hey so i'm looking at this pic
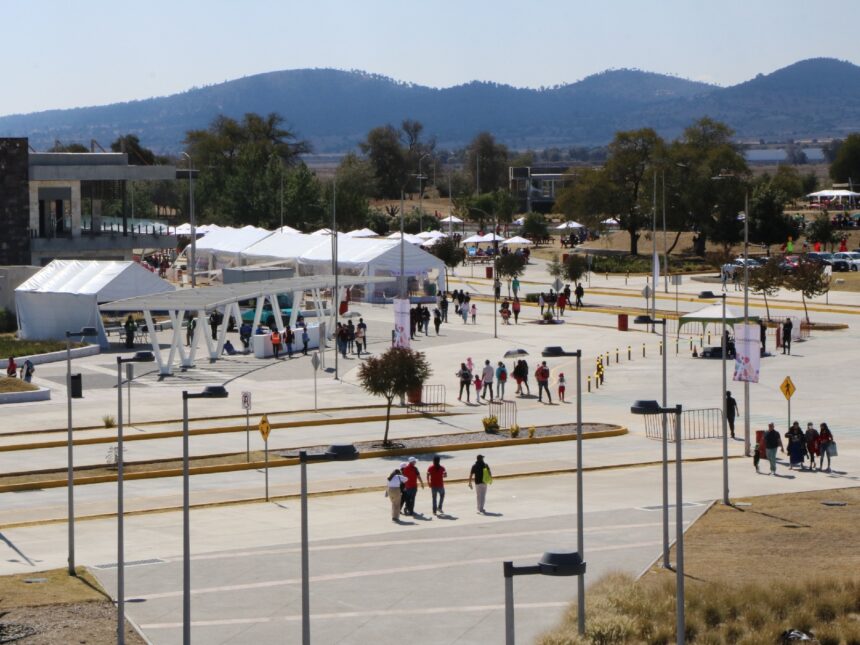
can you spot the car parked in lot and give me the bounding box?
[831,252,860,271]
[720,257,764,277]
[805,252,834,267]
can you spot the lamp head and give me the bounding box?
[630,399,661,415]
[324,444,360,461]
[698,290,718,299]
[538,551,586,577]
[633,315,653,325]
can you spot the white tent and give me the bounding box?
[480,233,505,243]
[678,303,758,336]
[556,220,584,229]
[502,235,533,246]
[439,215,463,224]
[346,228,378,238]
[512,216,526,226]
[461,234,486,245]
[807,189,860,199]
[387,232,425,245]
[275,225,302,235]
[239,230,327,266]
[421,236,443,247]
[417,230,446,239]
[15,260,174,348]
[601,218,621,228]
[193,226,272,271]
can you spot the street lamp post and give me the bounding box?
[417,152,430,231]
[181,386,229,644]
[180,152,196,288]
[115,352,154,645]
[573,349,585,635]
[699,291,729,505]
[633,315,670,568]
[631,401,685,645]
[284,445,360,645]
[65,326,98,576]
[332,174,339,381]
[742,190,750,457]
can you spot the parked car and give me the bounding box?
[805,252,833,267]
[720,258,762,277]
[779,255,800,273]
[831,252,860,271]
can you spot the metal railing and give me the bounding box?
[487,400,518,430]
[643,407,724,441]
[407,384,446,414]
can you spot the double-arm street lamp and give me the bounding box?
[631,401,685,645]
[65,326,98,576]
[698,290,730,506]
[115,351,154,645]
[181,386,229,644]
[633,315,670,568]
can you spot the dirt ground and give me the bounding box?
[0,568,144,644]
[647,486,860,586]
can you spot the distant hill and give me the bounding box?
[1,58,858,153]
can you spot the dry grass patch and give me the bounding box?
[539,488,860,644]
[0,377,37,393]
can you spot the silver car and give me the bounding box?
[831,252,860,271]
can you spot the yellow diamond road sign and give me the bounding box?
[258,414,271,441]
[780,376,796,401]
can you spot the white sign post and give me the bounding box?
[241,391,252,462]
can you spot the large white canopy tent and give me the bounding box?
[678,303,759,337]
[807,189,860,199]
[15,260,174,348]
[192,225,272,272]
[346,228,378,238]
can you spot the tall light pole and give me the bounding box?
[631,401,684,645]
[651,171,658,329]
[332,174,338,380]
[115,352,154,645]
[283,446,359,645]
[699,291,729,505]
[417,152,430,231]
[65,326,98,576]
[181,386,228,644]
[180,152,196,288]
[634,315,670,568]
[574,349,585,635]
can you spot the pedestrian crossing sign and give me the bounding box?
[780,376,796,400]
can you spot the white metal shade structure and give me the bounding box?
[99,275,395,375]
[191,226,272,273]
[15,260,174,348]
[677,304,759,337]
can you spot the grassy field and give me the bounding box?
[539,487,860,644]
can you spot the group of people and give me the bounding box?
[385,454,492,521]
[757,421,836,474]
[334,319,368,358]
[498,297,522,324]
[454,357,564,404]
[538,283,585,317]
[5,356,35,383]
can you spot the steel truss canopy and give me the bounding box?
[99,274,395,376]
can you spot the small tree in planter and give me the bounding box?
[357,347,431,446]
[748,257,783,320]
[494,253,527,297]
[784,258,830,323]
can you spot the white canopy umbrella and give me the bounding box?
[387,232,424,244]
[556,220,584,229]
[346,228,378,238]
[512,216,526,226]
[439,215,463,223]
[421,237,443,247]
[461,234,486,245]
[417,230,447,239]
[480,233,505,243]
[601,218,620,227]
[502,235,533,246]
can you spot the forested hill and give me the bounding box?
[1,58,858,153]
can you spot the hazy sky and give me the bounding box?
[2,0,858,116]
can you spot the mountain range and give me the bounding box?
[1,58,858,154]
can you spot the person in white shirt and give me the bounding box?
[481,360,495,401]
[387,464,408,522]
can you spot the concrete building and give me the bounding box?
[508,164,576,213]
[0,137,189,266]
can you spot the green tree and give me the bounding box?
[494,253,527,295]
[784,259,830,323]
[822,139,843,163]
[357,348,431,446]
[466,132,509,193]
[769,165,805,202]
[366,209,390,235]
[521,212,548,240]
[48,141,88,152]
[327,153,375,231]
[748,257,783,320]
[548,254,587,284]
[431,236,466,285]
[748,182,798,247]
[554,166,615,233]
[829,132,860,183]
[805,214,839,251]
[282,163,324,230]
[111,134,160,165]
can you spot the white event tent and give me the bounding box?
[346,228,378,238]
[192,225,272,272]
[15,260,174,348]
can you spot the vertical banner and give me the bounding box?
[733,322,761,383]
[393,298,411,348]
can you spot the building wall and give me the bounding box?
[0,265,40,312]
[0,138,31,265]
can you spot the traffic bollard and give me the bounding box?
[616,348,619,364]
[587,375,591,392]
[642,343,646,358]
[628,345,631,360]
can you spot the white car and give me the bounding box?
[831,252,860,271]
[720,258,762,277]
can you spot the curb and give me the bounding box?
[0,426,628,494]
[0,386,51,404]
[0,343,100,370]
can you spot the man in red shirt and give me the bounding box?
[401,456,424,516]
[426,455,447,515]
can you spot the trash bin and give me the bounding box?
[617,314,628,331]
[485,266,493,279]
[70,373,83,398]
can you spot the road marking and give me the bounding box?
[137,541,661,601]
[168,521,675,563]
[140,601,571,629]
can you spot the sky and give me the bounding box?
[2,0,859,116]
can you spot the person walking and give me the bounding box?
[804,422,820,471]
[354,324,365,356]
[240,321,252,352]
[346,320,356,353]
[433,308,442,335]
[209,311,220,341]
[557,291,566,317]
[764,422,785,475]
[400,457,424,516]
[557,372,566,403]
[495,361,507,400]
[124,314,138,349]
[470,303,477,324]
[818,423,835,472]
[456,363,472,403]
[21,358,35,383]
[575,283,584,309]
[519,360,531,396]
[270,328,281,359]
[427,456,447,515]
[301,326,310,356]
[185,315,196,347]
[760,320,767,355]
[512,297,521,324]
[461,303,469,324]
[285,325,294,359]
[481,360,495,401]
[386,465,407,522]
[536,360,552,403]
[512,276,520,299]
[6,356,17,378]
[468,454,492,513]
[539,293,545,316]
[473,372,483,402]
[493,278,501,301]
[782,318,793,355]
[725,391,739,439]
[786,421,805,470]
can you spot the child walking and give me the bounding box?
[470,303,477,324]
[558,372,566,402]
[474,373,483,402]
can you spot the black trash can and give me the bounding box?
[70,373,83,399]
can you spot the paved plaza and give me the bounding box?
[1,261,858,644]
